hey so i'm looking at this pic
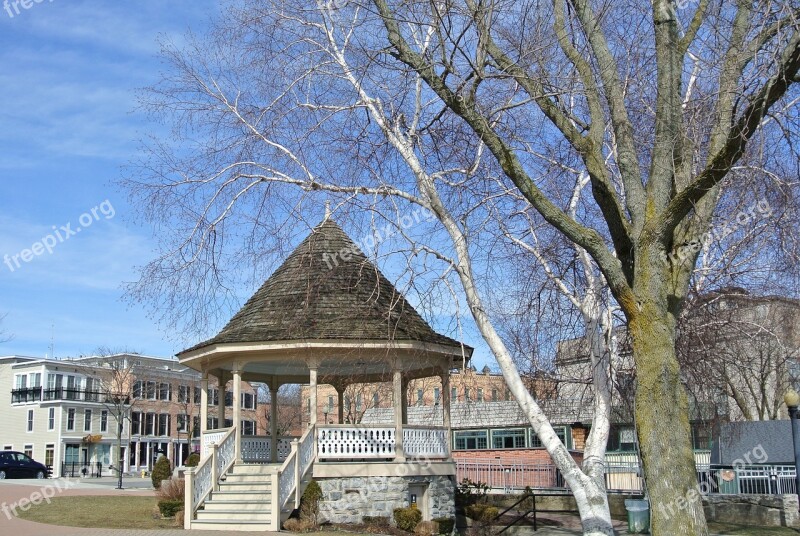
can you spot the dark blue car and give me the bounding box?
[0,451,48,479]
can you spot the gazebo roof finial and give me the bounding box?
[324,200,332,219]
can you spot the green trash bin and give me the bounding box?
[624,499,650,533]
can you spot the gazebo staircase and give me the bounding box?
[184,426,316,531]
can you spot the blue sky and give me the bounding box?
[0,0,494,367]
[0,0,222,359]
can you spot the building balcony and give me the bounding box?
[11,387,128,404]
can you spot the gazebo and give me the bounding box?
[179,217,472,531]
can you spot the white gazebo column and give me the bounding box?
[309,367,318,427]
[270,377,280,463]
[440,371,452,457]
[393,369,405,462]
[233,367,242,462]
[217,373,226,429]
[200,372,209,438]
[337,385,345,424]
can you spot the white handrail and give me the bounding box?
[185,425,238,528]
[276,425,316,511]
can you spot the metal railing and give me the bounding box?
[455,459,798,496]
[61,461,103,478]
[12,387,118,404]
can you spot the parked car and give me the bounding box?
[0,451,48,479]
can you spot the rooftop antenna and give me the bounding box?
[49,323,54,360]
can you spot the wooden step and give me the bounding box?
[190,519,275,531]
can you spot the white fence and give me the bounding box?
[456,458,798,496]
[317,426,396,459]
[403,426,449,458]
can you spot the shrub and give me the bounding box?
[156,477,185,501]
[185,453,200,467]
[284,517,314,532]
[299,479,323,525]
[158,499,184,518]
[174,509,184,527]
[455,478,489,508]
[464,504,498,522]
[433,517,455,534]
[394,506,422,532]
[151,456,172,489]
[363,515,390,527]
[414,520,439,536]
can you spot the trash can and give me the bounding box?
[624,498,650,533]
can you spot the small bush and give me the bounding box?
[151,456,172,489]
[174,509,184,527]
[299,479,323,525]
[464,504,497,522]
[284,517,315,532]
[185,453,200,467]
[156,477,185,501]
[414,520,439,536]
[158,499,184,518]
[363,515,390,527]
[433,517,455,534]
[455,478,489,508]
[394,506,423,532]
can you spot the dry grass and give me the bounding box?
[15,495,175,529]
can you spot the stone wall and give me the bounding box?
[703,494,799,528]
[317,475,455,524]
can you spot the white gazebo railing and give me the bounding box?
[317,425,396,460]
[201,428,228,457]
[241,436,294,462]
[403,426,449,458]
[185,426,236,528]
[273,425,317,514]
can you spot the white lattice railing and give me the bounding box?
[201,428,228,458]
[279,453,297,508]
[299,427,315,477]
[185,426,237,529]
[275,426,316,511]
[403,426,449,458]
[242,436,295,463]
[317,426,396,460]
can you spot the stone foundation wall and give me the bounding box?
[703,494,799,528]
[317,475,455,524]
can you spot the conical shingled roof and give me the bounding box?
[182,219,466,352]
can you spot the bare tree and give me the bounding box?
[0,313,12,344]
[124,1,800,534]
[256,384,304,436]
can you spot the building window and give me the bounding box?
[15,374,27,389]
[531,426,571,449]
[30,373,41,387]
[100,411,108,432]
[67,408,75,431]
[306,399,311,414]
[84,409,92,432]
[492,428,526,449]
[159,383,171,401]
[131,412,142,435]
[224,418,232,428]
[691,423,712,450]
[477,388,484,402]
[158,414,170,436]
[145,413,156,436]
[417,389,424,406]
[464,388,470,402]
[243,392,256,409]
[434,388,440,404]
[492,389,498,402]
[45,444,54,468]
[178,385,189,403]
[48,408,55,431]
[132,380,142,399]
[225,390,233,407]
[177,414,188,432]
[27,410,33,432]
[24,445,33,458]
[454,430,488,450]
[451,387,458,402]
[146,381,156,400]
[194,385,202,404]
[192,416,200,438]
[242,420,255,435]
[606,426,635,452]
[210,388,219,406]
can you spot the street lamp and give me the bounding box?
[784,389,800,507]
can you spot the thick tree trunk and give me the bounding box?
[571,473,615,535]
[628,250,708,536]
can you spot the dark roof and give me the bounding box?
[361,399,594,428]
[181,219,468,354]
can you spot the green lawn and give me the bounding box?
[16,495,176,529]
